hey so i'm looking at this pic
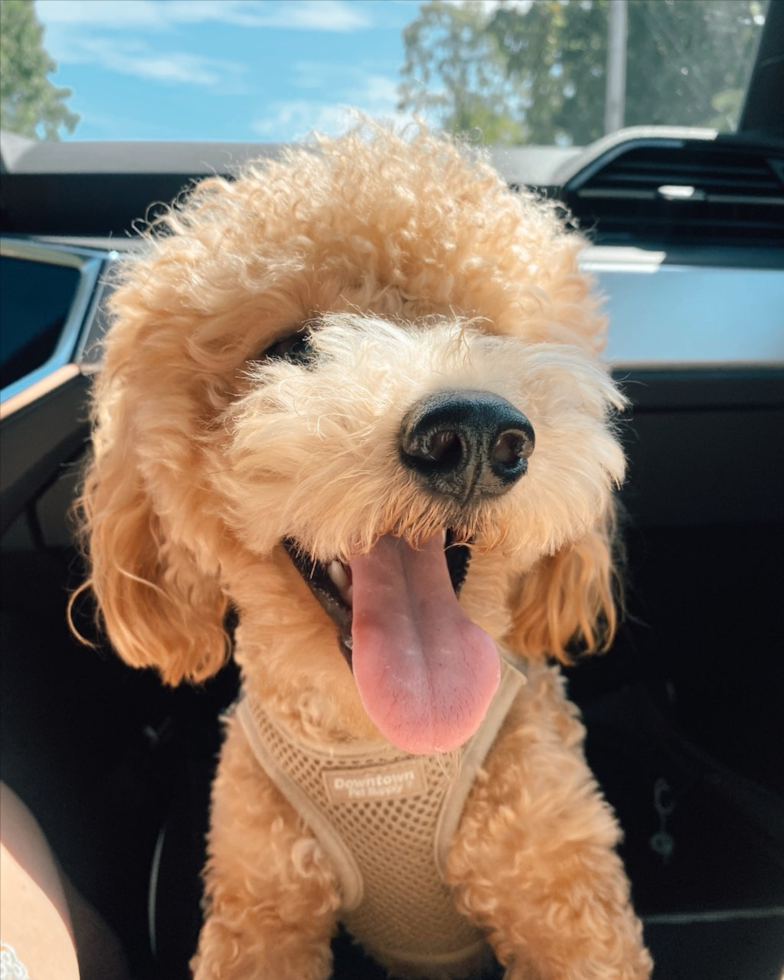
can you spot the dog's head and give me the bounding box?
[77,124,625,754]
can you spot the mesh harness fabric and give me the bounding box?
[235,658,524,974]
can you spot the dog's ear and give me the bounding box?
[74,410,230,687]
[507,519,620,664]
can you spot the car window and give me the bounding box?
[0,255,81,390]
[4,0,769,145]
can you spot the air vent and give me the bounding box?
[563,134,784,246]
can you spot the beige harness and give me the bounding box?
[236,658,523,974]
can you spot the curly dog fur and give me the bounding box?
[77,122,652,979]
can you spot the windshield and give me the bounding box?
[2,0,770,145]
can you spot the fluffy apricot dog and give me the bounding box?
[78,124,652,979]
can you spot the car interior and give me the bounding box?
[1,6,783,978]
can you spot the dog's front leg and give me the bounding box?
[191,716,340,980]
[446,662,652,980]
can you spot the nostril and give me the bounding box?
[492,431,523,466]
[421,430,463,468]
[491,427,535,467]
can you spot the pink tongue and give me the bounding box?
[350,534,499,755]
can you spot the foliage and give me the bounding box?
[399,0,766,145]
[0,0,78,139]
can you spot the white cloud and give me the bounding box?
[251,67,429,142]
[443,0,532,13]
[236,0,370,31]
[35,0,370,92]
[359,74,400,106]
[252,101,424,142]
[36,0,164,28]
[252,102,353,140]
[109,50,226,87]
[291,61,399,100]
[36,0,370,32]
[51,34,247,89]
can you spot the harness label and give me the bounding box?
[323,760,429,804]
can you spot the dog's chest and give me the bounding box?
[235,661,523,972]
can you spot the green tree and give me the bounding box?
[1,0,78,139]
[399,0,765,146]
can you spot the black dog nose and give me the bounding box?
[400,390,534,501]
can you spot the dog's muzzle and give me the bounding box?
[399,390,534,504]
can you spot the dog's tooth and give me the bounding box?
[440,529,447,546]
[345,585,353,606]
[328,561,349,591]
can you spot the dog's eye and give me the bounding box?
[262,330,313,363]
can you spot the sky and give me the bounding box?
[34,0,437,142]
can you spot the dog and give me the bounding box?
[77,122,652,980]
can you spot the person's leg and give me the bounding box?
[1,783,132,980]
[0,782,79,980]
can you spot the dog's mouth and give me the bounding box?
[282,531,500,754]
[283,531,470,663]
